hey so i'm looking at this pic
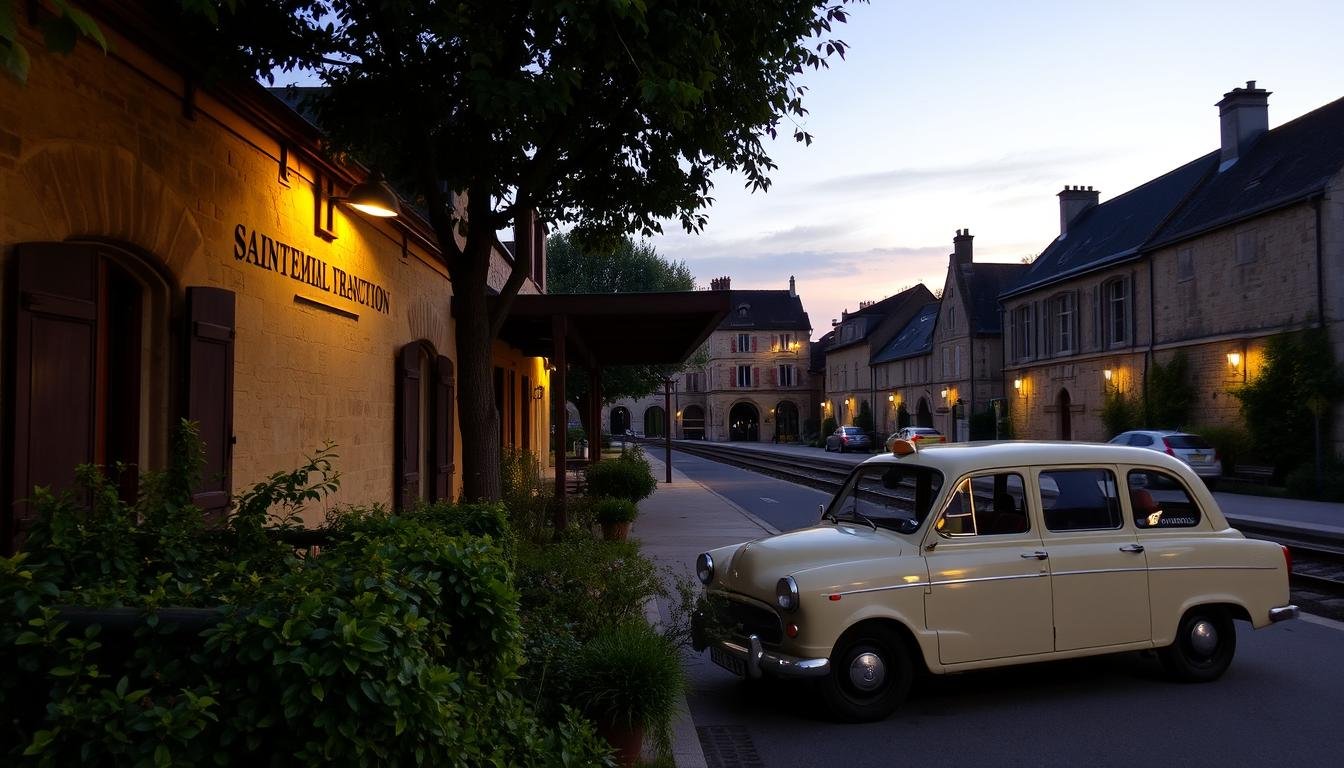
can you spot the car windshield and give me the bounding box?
[825,464,944,534]
[1165,435,1212,449]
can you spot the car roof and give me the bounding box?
[863,440,1206,481]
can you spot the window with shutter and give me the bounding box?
[395,343,424,510]
[433,356,455,501]
[184,287,236,517]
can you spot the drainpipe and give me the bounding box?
[1146,256,1155,416]
[1315,196,1326,327]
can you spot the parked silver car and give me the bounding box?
[825,426,872,453]
[1108,430,1222,487]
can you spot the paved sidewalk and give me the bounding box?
[633,454,778,768]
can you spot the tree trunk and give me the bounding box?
[453,251,502,502]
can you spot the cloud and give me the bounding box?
[810,149,1118,195]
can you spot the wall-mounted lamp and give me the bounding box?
[334,172,402,218]
[1227,352,1241,369]
[888,393,895,403]
[1013,378,1023,396]
[532,385,545,401]
[940,388,949,400]
[1103,369,1113,382]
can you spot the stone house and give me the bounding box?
[602,276,814,442]
[1001,82,1344,451]
[822,284,935,429]
[873,230,1025,440]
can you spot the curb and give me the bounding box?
[642,595,708,768]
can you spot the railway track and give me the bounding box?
[650,438,1344,603]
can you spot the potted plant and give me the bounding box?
[593,497,638,541]
[568,622,685,767]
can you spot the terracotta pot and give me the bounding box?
[594,718,645,768]
[601,521,631,541]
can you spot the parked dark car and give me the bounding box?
[825,426,872,453]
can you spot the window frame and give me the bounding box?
[736,364,752,388]
[1105,277,1130,348]
[1037,467,1124,533]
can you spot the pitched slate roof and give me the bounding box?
[1002,152,1216,299]
[956,262,1030,334]
[1149,94,1344,248]
[871,302,939,364]
[717,290,812,332]
[827,284,935,352]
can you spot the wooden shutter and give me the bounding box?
[9,243,99,545]
[394,342,421,510]
[730,337,736,353]
[753,366,760,387]
[184,287,235,517]
[751,336,757,352]
[432,355,455,502]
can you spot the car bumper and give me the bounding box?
[1269,604,1299,623]
[710,634,831,680]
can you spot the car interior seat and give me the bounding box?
[988,492,1028,534]
[1130,488,1159,526]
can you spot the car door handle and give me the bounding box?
[1119,544,1145,553]
[1020,551,1048,560]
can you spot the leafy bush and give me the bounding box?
[854,400,874,435]
[1195,424,1251,472]
[818,416,837,448]
[500,448,553,544]
[1285,455,1344,502]
[586,447,656,503]
[1145,351,1196,428]
[1233,328,1342,476]
[1100,388,1143,439]
[514,534,661,645]
[3,427,611,767]
[592,498,638,525]
[566,622,685,750]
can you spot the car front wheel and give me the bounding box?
[818,625,912,722]
[1159,607,1236,682]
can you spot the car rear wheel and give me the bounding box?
[818,625,911,722]
[1159,607,1236,682]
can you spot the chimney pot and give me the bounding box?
[1217,81,1270,170]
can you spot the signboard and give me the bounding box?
[233,224,391,314]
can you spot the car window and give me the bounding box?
[829,465,944,533]
[1107,434,1128,444]
[1165,435,1211,449]
[934,472,1029,537]
[1127,469,1202,528]
[1129,434,1154,447]
[1039,468,1122,532]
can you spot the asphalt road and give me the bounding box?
[670,449,1344,768]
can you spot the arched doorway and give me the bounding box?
[644,406,666,437]
[1057,389,1072,440]
[610,406,631,435]
[681,404,705,440]
[729,402,760,441]
[916,398,932,427]
[774,401,799,443]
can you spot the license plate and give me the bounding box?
[1190,452,1208,463]
[710,645,746,677]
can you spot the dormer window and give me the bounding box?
[736,303,750,319]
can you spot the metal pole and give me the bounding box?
[551,315,567,529]
[663,378,673,483]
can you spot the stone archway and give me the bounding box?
[644,405,666,437]
[774,401,799,443]
[681,404,705,440]
[916,398,932,427]
[610,406,631,435]
[729,402,760,442]
[1058,389,1073,440]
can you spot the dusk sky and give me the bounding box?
[646,0,1344,338]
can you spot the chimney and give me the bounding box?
[1217,80,1270,170]
[710,275,731,291]
[788,275,796,297]
[1057,185,1099,237]
[952,229,974,266]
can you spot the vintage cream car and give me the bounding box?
[691,440,1297,721]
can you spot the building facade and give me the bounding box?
[822,284,934,428]
[1,8,550,547]
[603,276,815,442]
[1001,83,1344,451]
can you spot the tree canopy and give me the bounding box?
[546,232,703,411]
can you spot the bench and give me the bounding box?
[1234,464,1274,483]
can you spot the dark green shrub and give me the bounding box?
[1100,388,1143,439]
[1285,455,1344,502]
[500,448,553,544]
[592,497,638,525]
[969,406,996,440]
[1196,424,1251,471]
[566,622,684,750]
[514,535,661,644]
[586,448,656,503]
[1233,328,1342,477]
[818,416,837,448]
[854,400,874,435]
[1145,351,1196,428]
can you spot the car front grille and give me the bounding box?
[718,597,782,645]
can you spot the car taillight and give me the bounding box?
[1214,449,1221,462]
[841,436,849,444]
[1162,437,1175,456]
[1282,545,1292,574]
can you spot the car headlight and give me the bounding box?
[696,552,714,585]
[776,576,799,612]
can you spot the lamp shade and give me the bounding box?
[344,175,402,218]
